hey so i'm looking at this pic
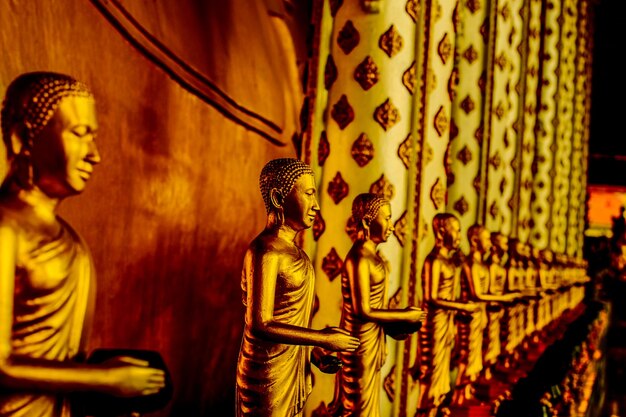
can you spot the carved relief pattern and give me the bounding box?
[321,248,343,281]
[354,56,380,91]
[328,172,349,204]
[318,131,330,166]
[331,95,355,130]
[325,55,338,90]
[337,20,360,54]
[313,212,326,241]
[370,174,395,201]
[398,134,412,169]
[402,61,417,94]
[393,210,408,246]
[374,99,401,131]
[379,25,404,58]
[406,0,419,23]
[351,133,375,167]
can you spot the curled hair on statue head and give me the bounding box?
[352,193,389,241]
[259,158,314,227]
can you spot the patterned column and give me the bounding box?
[530,0,561,250]
[483,0,523,236]
[405,0,458,415]
[577,1,594,259]
[446,0,489,250]
[512,0,542,244]
[566,0,587,258]
[550,0,577,254]
[304,1,419,415]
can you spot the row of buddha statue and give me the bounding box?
[0,71,589,417]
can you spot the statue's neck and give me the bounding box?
[11,185,61,222]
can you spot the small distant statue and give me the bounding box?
[417,213,479,416]
[0,72,166,417]
[330,193,425,417]
[236,158,359,417]
[456,225,516,401]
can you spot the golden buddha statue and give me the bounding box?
[418,213,479,416]
[236,158,359,417]
[330,193,425,417]
[457,225,517,395]
[0,72,166,417]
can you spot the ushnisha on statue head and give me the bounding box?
[259,157,319,232]
[1,71,100,197]
[351,193,393,243]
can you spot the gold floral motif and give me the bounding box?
[463,45,478,63]
[374,98,401,131]
[354,56,379,91]
[494,101,505,120]
[351,133,375,167]
[424,142,434,166]
[318,131,330,166]
[460,95,475,114]
[324,55,338,90]
[449,119,458,141]
[313,212,325,241]
[489,201,499,220]
[473,174,481,193]
[370,174,395,201]
[430,177,446,209]
[406,0,419,23]
[474,125,484,145]
[383,365,396,401]
[457,145,473,165]
[466,0,481,13]
[337,20,360,54]
[402,61,417,95]
[321,248,343,281]
[327,172,349,204]
[437,33,452,65]
[454,196,469,216]
[331,95,355,130]
[499,177,508,194]
[432,1,442,22]
[433,106,448,137]
[489,151,502,169]
[419,215,429,242]
[495,53,508,71]
[393,210,408,246]
[448,68,458,101]
[379,25,404,58]
[398,134,412,169]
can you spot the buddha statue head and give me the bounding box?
[432,213,460,251]
[259,157,318,231]
[1,72,99,198]
[490,232,509,264]
[468,224,491,257]
[352,193,392,243]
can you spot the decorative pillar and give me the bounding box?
[304,0,420,415]
[550,0,577,254]
[512,0,543,244]
[446,0,489,250]
[530,0,561,250]
[482,0,523,236]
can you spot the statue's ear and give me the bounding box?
[8,124,26,157]
[360,217,370,231]
[269,188,284,210]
